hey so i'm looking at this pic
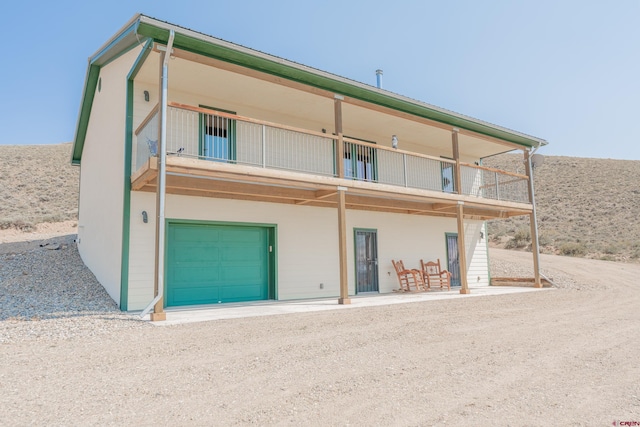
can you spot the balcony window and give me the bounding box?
[199,106,236,162]
[344,139,377,182]
[441,161,455,193]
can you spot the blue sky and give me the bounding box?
[1,0,638,160]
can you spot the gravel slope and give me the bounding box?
[0,234,146,343]
[1,233,639,426]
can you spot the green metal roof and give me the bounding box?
[71,14,547,165]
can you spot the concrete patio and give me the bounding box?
[143,285,550,326]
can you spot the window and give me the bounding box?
[441,160,455,193]
[199,105,236,162]
[343,138,377,182]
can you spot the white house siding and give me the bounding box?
[127,194,339,310]
[132,80,164,171]
[126,193,489,310]
[77,46,142,305]
[464,220,489,287]
[345,210,459,293]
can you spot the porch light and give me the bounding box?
[391,135,398,149]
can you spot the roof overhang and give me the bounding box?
[71,14,548,165]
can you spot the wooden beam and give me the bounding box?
[170,102,335,140]
[456,202,470,294]
[337,189,350,304]
[134,104,160,136]
[131,159,158,190]
[346,195,433,212]
[165,174,320,201]
[295,190,337,205]
[432,203,455,211]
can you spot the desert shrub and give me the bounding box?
[0,219,35,231]
[505,228,531,249]
[40,213,65,223]
[537,234,551,246]
[559,242,587,257]
[603,244,620,255]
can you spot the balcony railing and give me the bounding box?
[133,103,530,204]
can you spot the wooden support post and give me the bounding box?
[334,96,345,178]
[524,150,542,288]
[337,187,351,304]
[456,202,470,294]
[452,128,462,195]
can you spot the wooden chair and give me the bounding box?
[420,259,451,291]
[392,260,426,292]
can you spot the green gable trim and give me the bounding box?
[92,21,141,67]
[136,21,544,149]
[119,39,154,311]
[71,19,144,165]
[71,64,100,165]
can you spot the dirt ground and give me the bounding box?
[1,228,639,426]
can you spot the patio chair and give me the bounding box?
[392,260,426,292]
[420,259,451,291]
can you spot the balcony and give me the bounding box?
[130,103,532,220]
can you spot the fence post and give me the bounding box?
[261,124,266,168]
[403,153,408,187]
[495,171,500,200]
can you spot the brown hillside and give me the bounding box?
[1,144,638,262]
[484,153,640,263]
[0,143,79,230]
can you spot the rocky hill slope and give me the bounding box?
[0,143,79,230]
[484,153,640,262]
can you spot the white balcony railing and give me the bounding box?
[133,103,530,204]
[461,164,529,203]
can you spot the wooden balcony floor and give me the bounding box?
[131,156,532,220]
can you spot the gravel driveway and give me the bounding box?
[1,235,639,426]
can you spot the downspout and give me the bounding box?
[140,29,175,319]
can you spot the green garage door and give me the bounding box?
[166,223,269,306]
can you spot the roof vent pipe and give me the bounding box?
[376,69,383,89]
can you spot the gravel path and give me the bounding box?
[1,235,639,426]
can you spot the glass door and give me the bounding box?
[446,233,461,287]
[441,162,455,193]
[354,229,379,293]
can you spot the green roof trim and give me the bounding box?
[72,14,546,165]
[71,18,142,165]
[71,64,100,165]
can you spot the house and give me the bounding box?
[71,14,547,320]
